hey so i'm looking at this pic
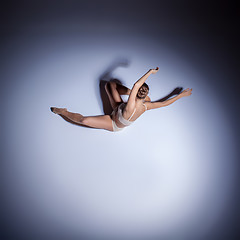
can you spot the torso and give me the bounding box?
[112,102,147,128]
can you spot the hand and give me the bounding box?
[150,67,159,74]
[180,88,192,97]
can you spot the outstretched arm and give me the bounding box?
[127,67,159,109]
[146,88,192,110]
[134,67,158,87]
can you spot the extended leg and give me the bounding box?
[51,107,113,131]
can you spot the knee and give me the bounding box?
[109,81,117,89]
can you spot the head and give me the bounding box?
[137,83,149,100]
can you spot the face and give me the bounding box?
[137,86,149,99]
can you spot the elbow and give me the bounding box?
[132,83,140,91]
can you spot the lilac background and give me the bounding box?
[1,1,239,240]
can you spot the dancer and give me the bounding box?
[51,67,192,132]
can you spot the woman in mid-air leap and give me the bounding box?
[51,67,192,132]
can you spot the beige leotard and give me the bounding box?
[111,102,147,132]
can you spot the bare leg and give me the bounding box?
[115,82,131,95]
[104,80,131,109]
[105,82,122,110]
[51,107,113,131]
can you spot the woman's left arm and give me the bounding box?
[145,88,192,110]
[127,68,158,109]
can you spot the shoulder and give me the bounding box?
[144,101,152,110]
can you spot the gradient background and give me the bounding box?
[1,1,239,240]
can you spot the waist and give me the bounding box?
[111,108,133,128]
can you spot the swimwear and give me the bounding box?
[111,102,147,132]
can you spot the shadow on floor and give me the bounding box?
[98,58,129,115]
[155,87,183,102]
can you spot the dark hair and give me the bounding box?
[137,83,149,99]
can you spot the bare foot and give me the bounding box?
[50,107,67,115]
